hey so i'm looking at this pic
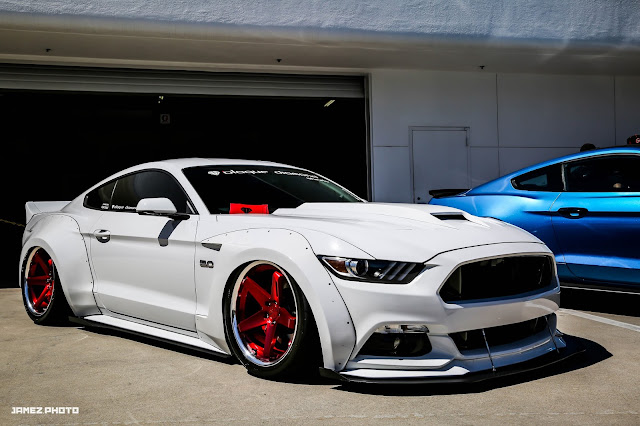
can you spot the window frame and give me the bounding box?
[561,153,640,193]
[83,168,199,215]
[511,153,640,193]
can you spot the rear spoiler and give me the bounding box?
[428,188,469,199]
[25,201,70,225]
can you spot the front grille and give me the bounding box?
[450,315,550,353]
[439,255,554,303]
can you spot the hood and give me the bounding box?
[268,203,543,262]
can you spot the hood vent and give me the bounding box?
[431,213,467,221]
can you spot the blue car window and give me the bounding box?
[511,164,563,191]
[564,155,640,192]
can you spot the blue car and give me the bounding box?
[429,146,640,293]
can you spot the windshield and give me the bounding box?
[183,165,363,214]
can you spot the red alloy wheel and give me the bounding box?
[24,248,56,316]
[232,263,298,366]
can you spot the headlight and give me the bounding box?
[319,256,425,284]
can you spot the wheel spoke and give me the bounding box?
[276,307,296,329]
[238,311,268,333]
[241,276,270,306]
[271,271,283,302]
[27,276,49,285]
[33,252,50,274]
[263,321,277,358]
[33,285,52,309]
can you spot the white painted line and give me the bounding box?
[559,309,640,333]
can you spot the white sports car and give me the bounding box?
[20,159,577,382]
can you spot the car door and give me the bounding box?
[505,163,565,257]
[90,169,200,331]
[550,154,640,287]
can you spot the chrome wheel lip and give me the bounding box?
[23,247,54,317]
[230,261,298,367]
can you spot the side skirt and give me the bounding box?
[70,315,232,358]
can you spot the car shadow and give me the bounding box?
[76,323,338,385]
[70,317,613,392]
[331,335,611,396]
[560,286,640,317]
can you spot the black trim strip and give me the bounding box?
[158,219,182,247]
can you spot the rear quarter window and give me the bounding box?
[84,181,116,210]
[511,164,563,191]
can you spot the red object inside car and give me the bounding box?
[229,203,269,214]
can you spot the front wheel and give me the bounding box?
[223,261,320,380]
[21,247,72,325]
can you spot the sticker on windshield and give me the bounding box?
[274,170,328,182]
[208,170,268,176]
[207,169,328,182]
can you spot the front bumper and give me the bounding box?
[319,333,584,384]
[327,242,563,380]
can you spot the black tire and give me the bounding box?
[223,261,321,380]
[21,247,72,325]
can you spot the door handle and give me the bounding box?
[94,229,111,243]
[557,207,588,219]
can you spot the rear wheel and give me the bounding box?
[22,247,71,325]
[223,261,320,379]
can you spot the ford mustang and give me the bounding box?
[430,146,640,294]
[20,159,577,383]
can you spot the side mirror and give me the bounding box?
[136,198,189,220]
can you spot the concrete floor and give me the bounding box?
[1,287,639,425]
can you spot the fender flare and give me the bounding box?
[194,228,358,371]
[20,214,100,317]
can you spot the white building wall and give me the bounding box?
[615,77,640,143]
[370,70,636,202]
[370,70,498,202]
[496,74,615,175]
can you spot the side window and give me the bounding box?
[511,164,563,191]
[565,155,640,192]
[84,180,116,210]
[110,170,194,214]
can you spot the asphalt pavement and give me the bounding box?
[1,287,639,425]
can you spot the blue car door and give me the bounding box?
[550,154,640,288]
[507,164,565,258]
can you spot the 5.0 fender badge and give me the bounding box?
[200,260,214,268]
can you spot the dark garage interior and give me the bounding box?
[0,89,367,287]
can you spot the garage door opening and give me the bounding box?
[0,90,367,286]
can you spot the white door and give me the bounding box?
[91,212,198,331]
[411,127,469,203]
[89,169,199,332]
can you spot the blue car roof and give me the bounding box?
[468,146,640,194]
